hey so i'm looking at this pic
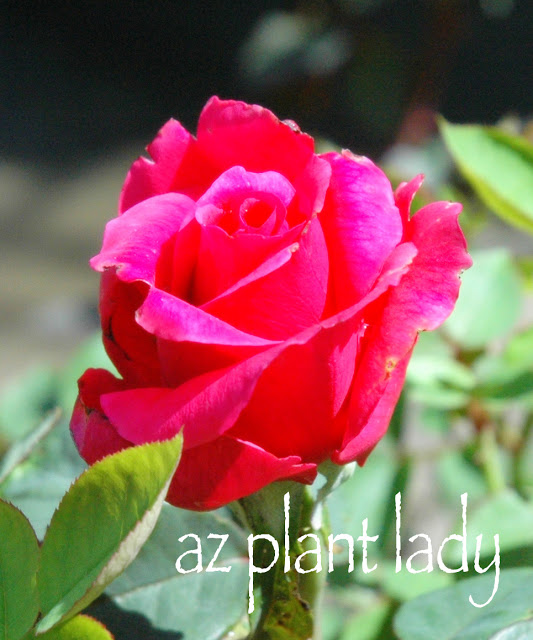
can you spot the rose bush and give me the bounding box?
[71,97,471,510]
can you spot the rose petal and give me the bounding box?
[203,216,329,340]
[136,287,277,346]
[292,154,332,218]
[335,201,472,462]
[227,241,418,461]
[332,349,412,464]
[70,369,132,465]
[91,193,197,285]
[394,173,424,227]
[101,340,288,450]
[166,436,317,511]
[196,166,295,216]
[156,340,265,388]
[320,150,403,309]
[99,271,161,385]
[119,119,216,213]
[193,218,304,304]
[196,97,315,183]
[228,316,362,461]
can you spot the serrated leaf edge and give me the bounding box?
[35,435,182,634]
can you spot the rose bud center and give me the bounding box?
[195,166,295,237]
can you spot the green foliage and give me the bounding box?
[0,409,61,486]
[394,569,533,640]
[443,249,522,349]
[0,367,58,445]
[440,120,533,234]
[25,615,114,639]
[489,621,533,640]
[444,490,533,566]
[0,500,39,640]
[37,434,183,633]
[105,505,249,640]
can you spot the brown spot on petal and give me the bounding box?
[385,358,398,377]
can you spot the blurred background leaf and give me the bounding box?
[440,121,533,234]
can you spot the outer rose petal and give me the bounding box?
[167,436,317,511]
[119,119,217,213]
[99,271,161,385]
[197,97,315,185]
[320,151,403,310]
[91,193,197,285]
[100,342,287,451]
[229,318,361,461]
[137,288,277,347]
[394,174,424,228]
[229,241,418,461]
[71,368,316,510]
[332,348,412,464]
[335,201,472,463]
[70,369,132,464]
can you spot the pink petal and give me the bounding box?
[196,97,315,184]
[292,154,332,219]
[227,241,418,461]
[203,216,329,340]
[156,339,264,388]
[100,244,415,458]
[91,193,197,285]
[402,201,473,329]
[99,271,161,385]
[119,119,217,213]
[196,166,296,213]
[335,201,472,462]
[394,173,424,227]
[136,287,277,346]
[332,349,412,464]
[100,342,287,451]
[320,150,403,309]
[166,436,317,511]
[70,369,132,465]
[193,218,304,304]
[228,317,362,461]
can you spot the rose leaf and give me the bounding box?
[0,499,40,640]
[36,434,182,634]
[394,568,533,640]
[440,120,533,235]
[25,614,113,639]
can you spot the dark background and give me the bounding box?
[2,0,532,167]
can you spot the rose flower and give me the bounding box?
[71,97,471,510]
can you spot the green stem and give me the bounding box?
[296,490,326,640]
[236,482,326,640]
[479,425,506,494]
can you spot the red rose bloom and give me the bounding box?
[71,97,471,510]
